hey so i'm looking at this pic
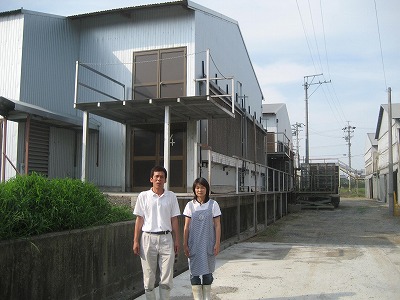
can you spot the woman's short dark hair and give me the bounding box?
[150,165,167,179]
[192,177,210,203]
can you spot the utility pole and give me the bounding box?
[292,122,304,168]
[303,74,331,163]
[342,121,356,191]
[387,87,394,215]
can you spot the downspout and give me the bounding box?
[1,118,7,182]
[24,115,31,174]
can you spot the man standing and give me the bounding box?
[133,166,181,300]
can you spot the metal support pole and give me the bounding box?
[1,118,7,182]
[206,49,210,101]
[164,106,171,190]
[207,149,211,188]
[24,115,31,175]
[74,61,79,108]
[81,111,89,181]
[253,116,257,233]
[194,142,198,180]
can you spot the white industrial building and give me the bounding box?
[0,1,293,194]
[365,104,400,203]
[364,132,378,199]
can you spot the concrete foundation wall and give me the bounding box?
[0,221,142,300]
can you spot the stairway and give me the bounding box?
[338,160,364,179]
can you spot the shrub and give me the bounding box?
[0,173,133,240]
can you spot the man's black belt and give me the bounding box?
[144,231,170,235]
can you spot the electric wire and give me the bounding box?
[373,0,388,90]
[297,0,346,127]
[296,0,317,70]
[209,54,229,80]
[308,0,324,74]
[319,0,347,123]
[297,0,352,162]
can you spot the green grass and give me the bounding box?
[0,173,134,240]
[339,187,365,198]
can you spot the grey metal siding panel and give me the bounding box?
[48,127,77,179]
[76,5,196,103]
[194,11,263,118]
[20,13,79,116]
[3,122,20,180]
[74,120,125,190]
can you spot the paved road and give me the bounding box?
[136,198,400,299]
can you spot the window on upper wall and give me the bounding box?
[133,47,187,100]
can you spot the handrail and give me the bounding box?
[74,61,126,107]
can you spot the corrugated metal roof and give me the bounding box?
[0,9,22,17]
[367,133,378,146]
[262,103,286,114]
[68,0,187,19]
[66,0,238,25]
[0,97,98,130]
[375,103,400,139]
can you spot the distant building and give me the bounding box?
[366,104,400,201]
[364,133,378,199]
[261,103,294,190]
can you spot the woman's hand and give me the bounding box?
[184,245,190,257]
[214,243,220,256]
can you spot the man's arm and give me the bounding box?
[171,216,180,254]
[133,216,144,255]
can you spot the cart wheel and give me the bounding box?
[331,196,340,208]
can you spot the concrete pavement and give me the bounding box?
[135,199,400,299]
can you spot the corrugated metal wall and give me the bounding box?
[74,6,196,189]
[20,13,79,116]
[0,14,24,181]
[0,13,23,100]
[1,5,267,189]
[194,10,264,119]
[48,127,77,179]
[4,121,20,180]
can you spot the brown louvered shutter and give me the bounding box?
[28,121,50,176]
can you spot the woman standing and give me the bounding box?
[183,177,221,300]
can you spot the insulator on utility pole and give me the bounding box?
[342,121,356,191]
[303,74,331,164]
[292,122,304,168]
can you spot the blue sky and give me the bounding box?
[1,0,399,170]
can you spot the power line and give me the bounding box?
[373,0,388,90]
[296,0,317,70]
[297,0,348,130]
[318,0,347,124]
[307,0,324,73]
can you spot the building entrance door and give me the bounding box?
[131,124,186,192]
